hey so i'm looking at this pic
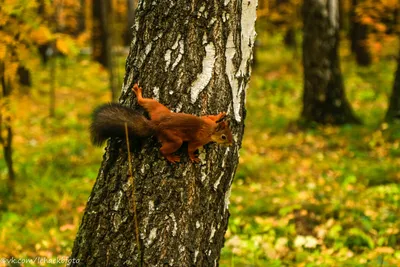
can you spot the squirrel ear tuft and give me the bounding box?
[216,113,227,123]
[216,121,228,131]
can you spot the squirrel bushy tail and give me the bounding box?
[90,103,155,146]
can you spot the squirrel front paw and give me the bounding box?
[132,83,142,95]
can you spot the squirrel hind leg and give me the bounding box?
[159,132,183,163]
[131,83,173,121]
[188,143,202,163]
[160,142,183,163]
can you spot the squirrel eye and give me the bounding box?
[221,135,227,140]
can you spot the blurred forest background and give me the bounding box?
[1,0,400,266]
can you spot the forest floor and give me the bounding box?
[219,33,400,266]
[0,32,400,266]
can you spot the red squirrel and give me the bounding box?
[90,84,233,163]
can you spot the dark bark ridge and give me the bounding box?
[70,0,256,266]
[302,0,360,125]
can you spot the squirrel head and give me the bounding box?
[211,121,233,146]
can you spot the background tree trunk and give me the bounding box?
[275,0,298,49]
[17,65,32,94]
[0,63,15,185]
[70,0,257,266]
[301,0,360,124]
[385,33,400,122]
[338,0,344,30]
[283,27,296,48]
[92,0,118,101]
[123,0,137,46]
[77,0,86,35]
[349,0,372,66]
[92,0,111,69]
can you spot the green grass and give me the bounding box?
[0,30,399,266]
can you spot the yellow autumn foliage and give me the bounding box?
[30,26,53,45]
[0,45,6,61]
[4,62,18,83]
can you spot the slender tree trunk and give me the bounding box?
[92,0,111,69]
[17,66,31,94]
[0,63,15,184]
[385,28,400,122]
[124,0,137,46]
[77,0,86,35]
[70,0,257,266]
[350,0,371,66]
[301,0,360,124]
[17,66,31,87]
[283,27,296,48]
[49,57,56,117]
[93,0,118,101]
[338,0,347,31]
[275,0,297,49]
[105,1,118,101]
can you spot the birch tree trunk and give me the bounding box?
[302,0,360,124]
[70,0,257,266]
